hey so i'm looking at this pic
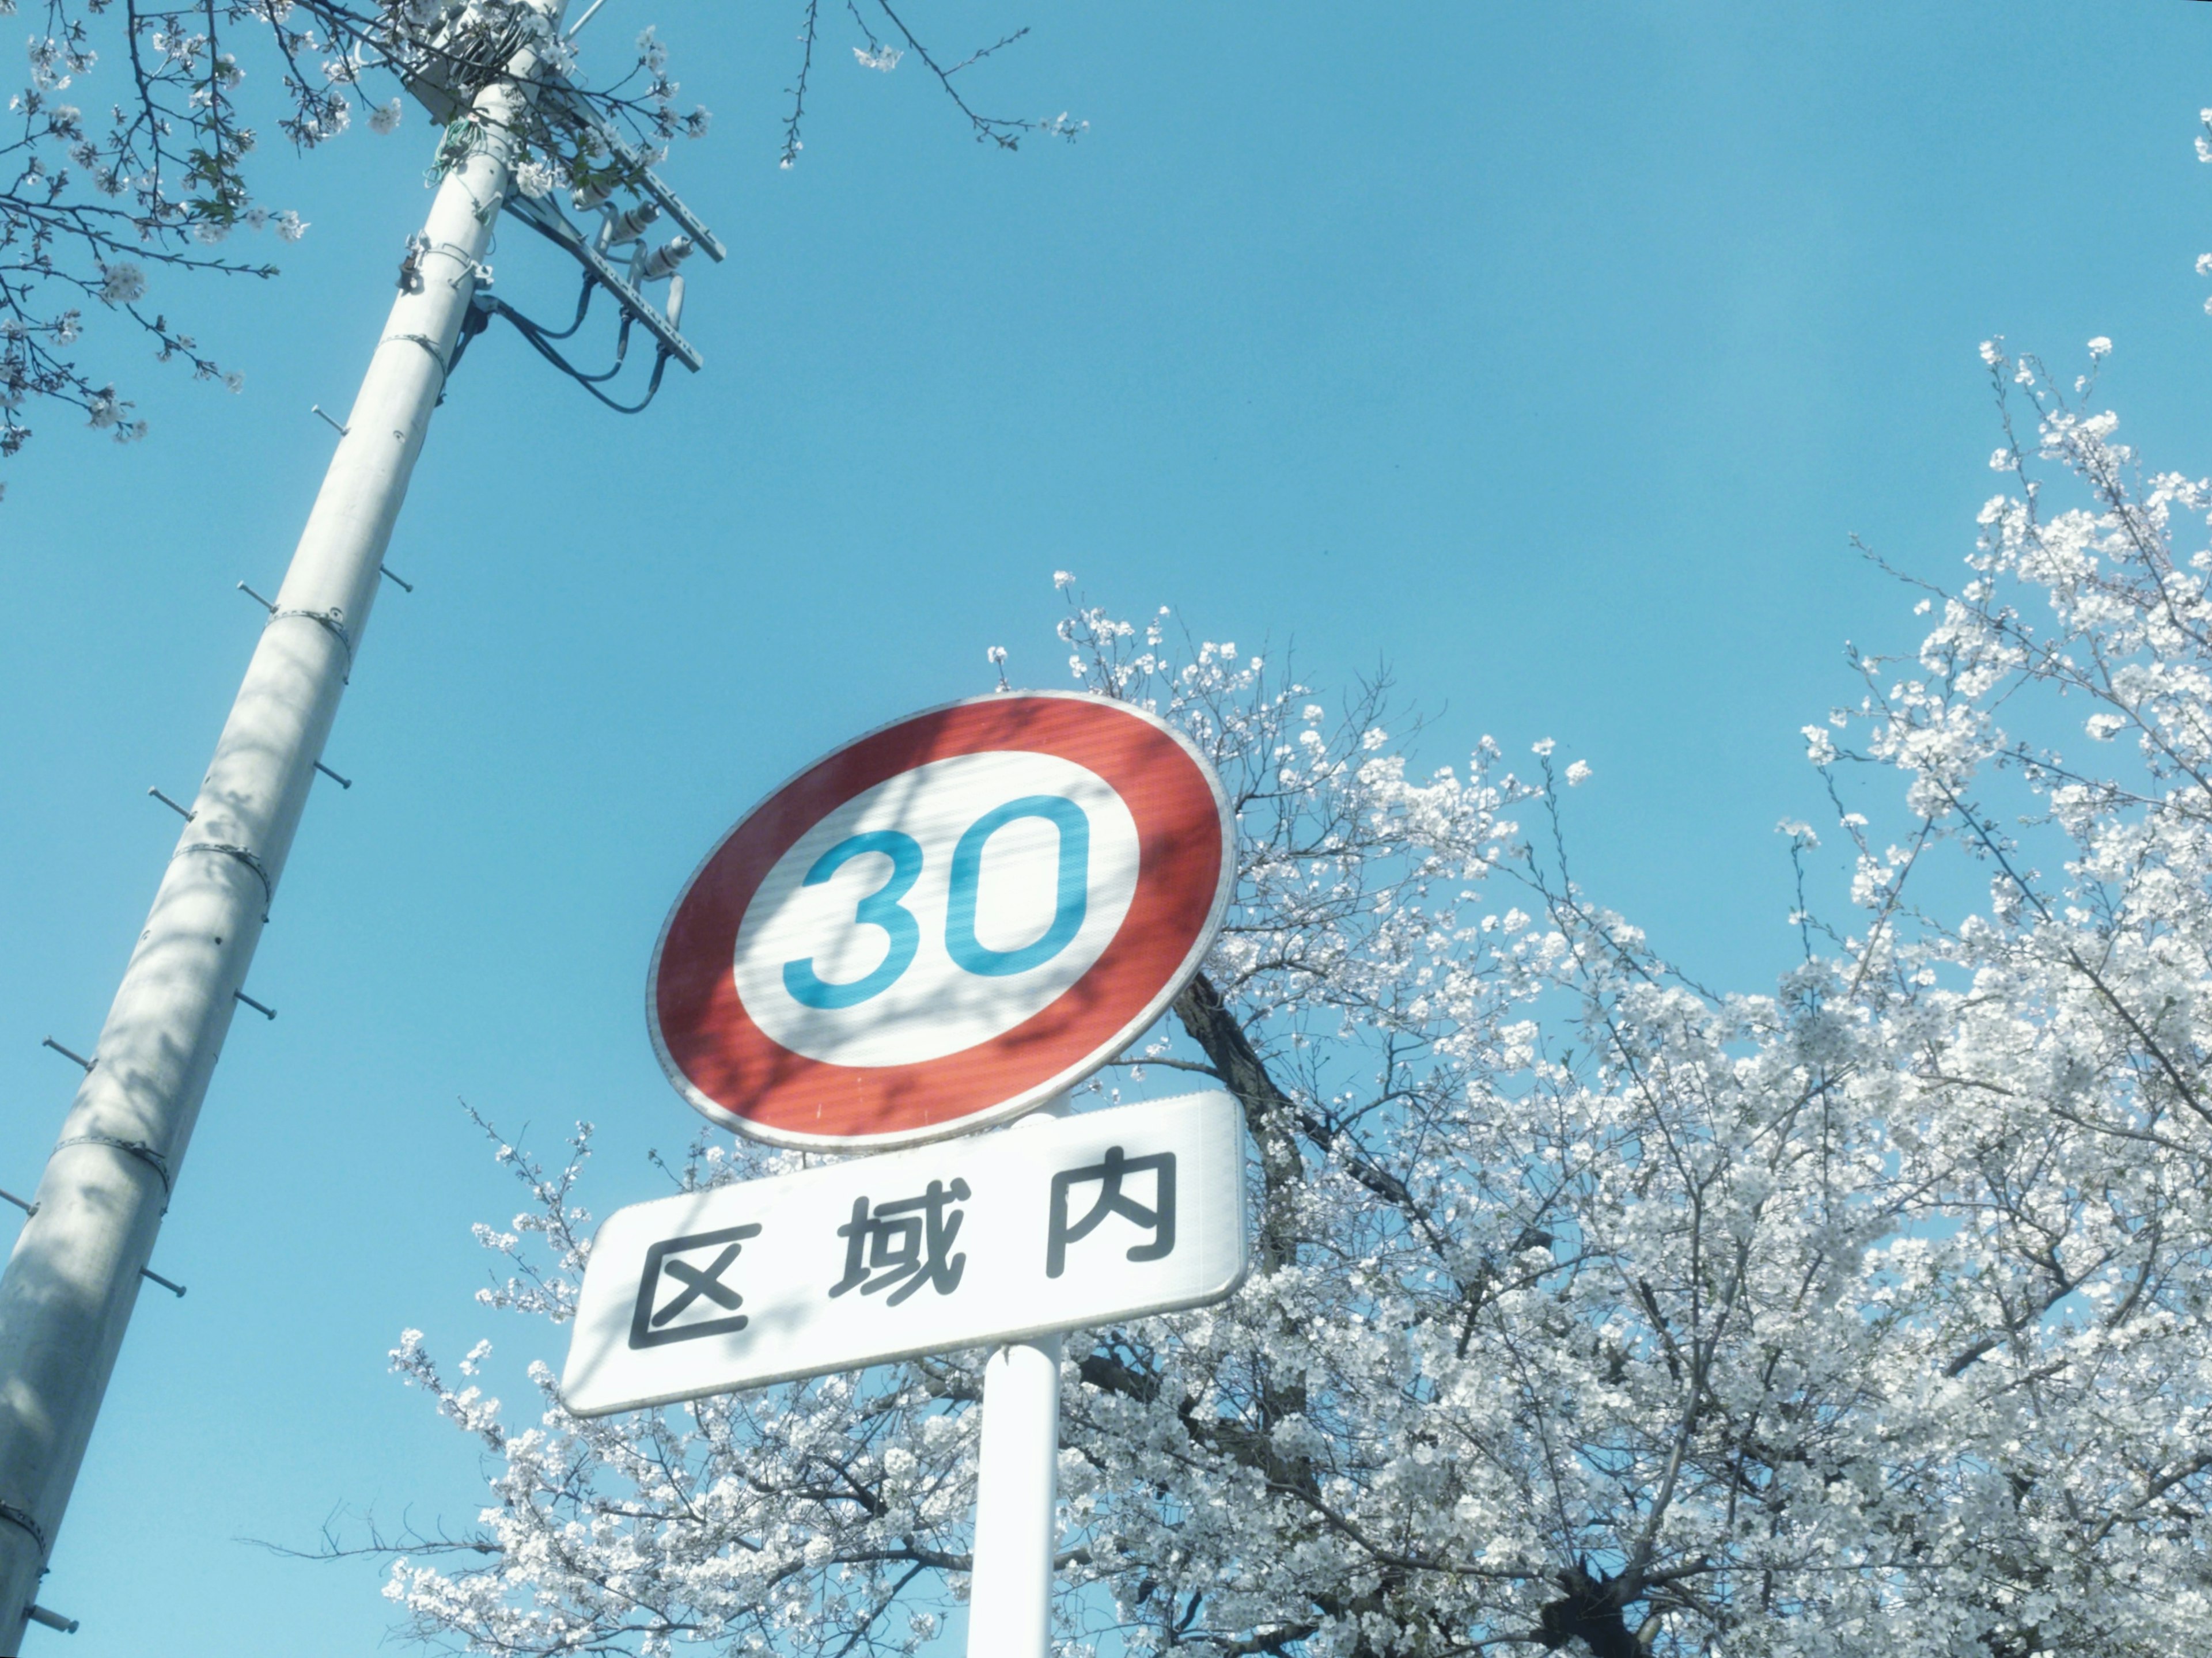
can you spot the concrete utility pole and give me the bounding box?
[0,16,563,1649]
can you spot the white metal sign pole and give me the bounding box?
[0,18,557,1646]
[968,1333,1065,1658]
[967,1103,1067,1658]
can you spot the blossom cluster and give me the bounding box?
[374,334,2212,1657]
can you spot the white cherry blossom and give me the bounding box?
[376,362,2212,1654]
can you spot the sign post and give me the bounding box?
[971,1330,1063,1656]
[573,692,1247,1657]
[967,1101,1067,1658]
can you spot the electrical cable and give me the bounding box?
[469,292,675,413]
[531,270,601,343]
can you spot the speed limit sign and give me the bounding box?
[647,693,1236,1148]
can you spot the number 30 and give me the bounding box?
[782,795,1092,1010]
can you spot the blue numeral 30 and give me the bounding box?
[781,795,1092,1008]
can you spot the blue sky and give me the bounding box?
[7,2,2212,1651]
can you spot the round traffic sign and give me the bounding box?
[648,693,1235,1148]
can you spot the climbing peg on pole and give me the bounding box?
[40,1037,93,1073]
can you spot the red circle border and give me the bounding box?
[647,693,1233,1148]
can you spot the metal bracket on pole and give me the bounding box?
[237,581,276,613]
[378,564,415,593]
[232,990,277,1022]
[39,1039,93,1074]
[313,761,354,790]
[25,1602,78,1634]
[311,404,350,437]
[147,788,195,822]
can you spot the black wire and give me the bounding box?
[440,294,494,393]
[530,271,601,344]
[567,312,635,384]
[581,346,675,416]
[481,294,622,382]
[469,293,673,414]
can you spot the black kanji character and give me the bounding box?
[829,1178,971,1306]
[628,1222,763,1349]
[1047,1146,1176,1278]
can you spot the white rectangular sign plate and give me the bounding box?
[561,1090,1250,1416]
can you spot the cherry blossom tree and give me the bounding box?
[358,321,2212,1658]
[1,0,1069,495]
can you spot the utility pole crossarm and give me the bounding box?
[499,192,704,370]
[570,104,728,263]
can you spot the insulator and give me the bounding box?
[602,199,661,246]
[570,177,615,212]
[637,236,694,283]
